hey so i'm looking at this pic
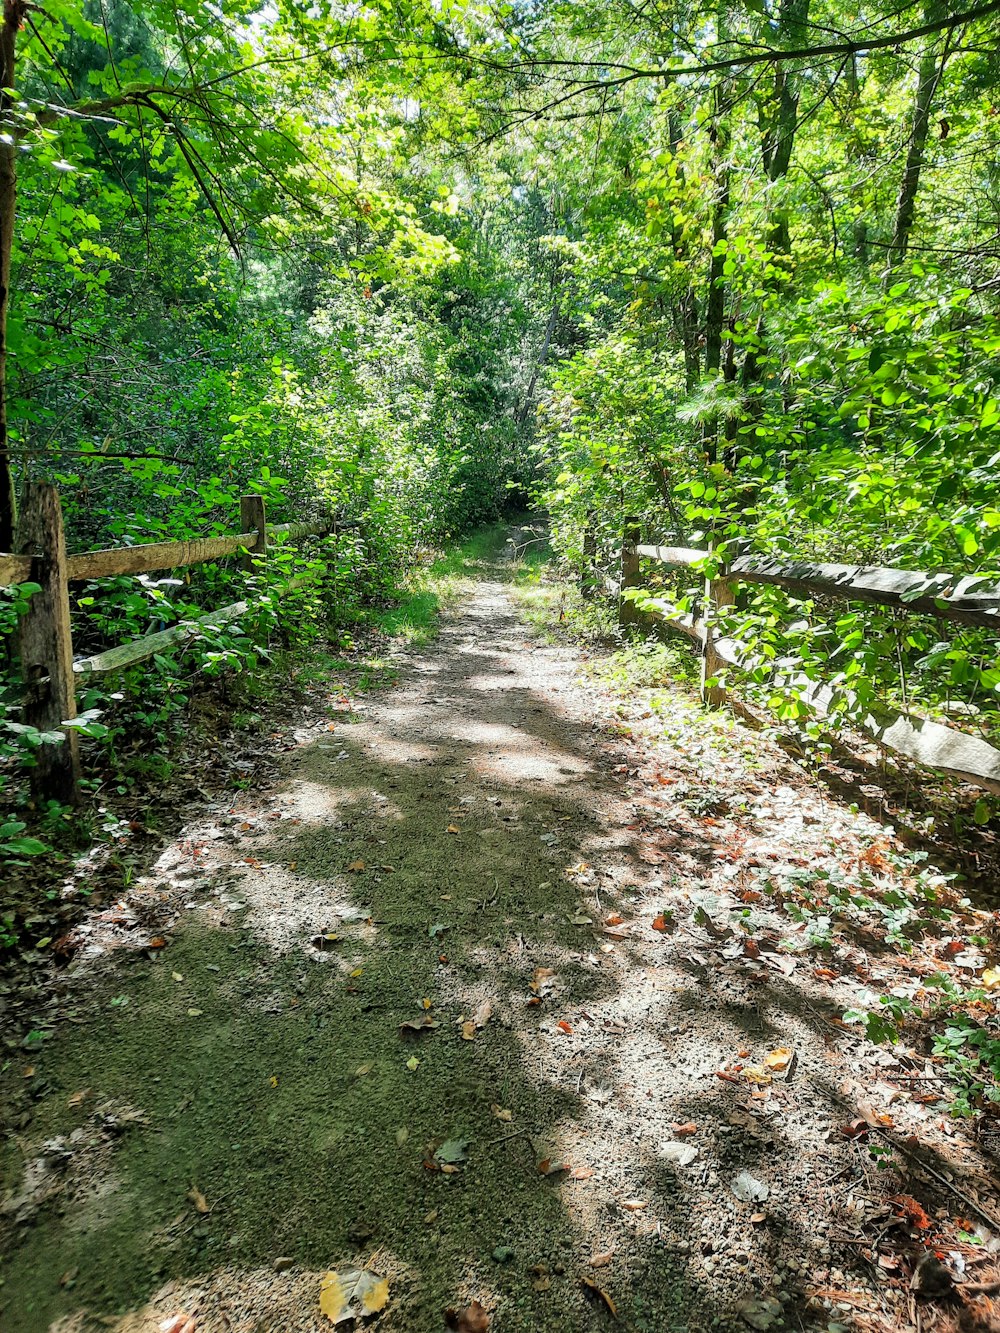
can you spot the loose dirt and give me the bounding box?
[3,539,1000,1333]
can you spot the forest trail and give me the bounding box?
[4,542,1000,1333]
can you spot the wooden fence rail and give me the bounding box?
[2,483,332,804]
[585,522,1000,796]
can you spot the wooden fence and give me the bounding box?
[586,519,1000,796]
[2,482,331,805]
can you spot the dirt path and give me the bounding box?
[3,546,1000,1333]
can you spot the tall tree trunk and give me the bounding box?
[760,0,810,254]
[886,0,948,276]
[702,129,730,466]
[0,0,25,552]
[517,302,558,427]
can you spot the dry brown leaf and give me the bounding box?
[186,1186,210,1215]
[620,1198,648,1211]
[537,1158,571,1176]
[400,1015,440,1035]
[671,1122,697,1137]
[446,825,461,835]
[346,860,366,872]
[529,967,556,995]
[67,1088,90,1107]
[556,1019,574,1035]
[159,1315,196,1333]
[444,1301,491,1332]
[764,1047,793,1072]
[580,1276,618,1318]
[589,1250,614,1269]
[462,999,493,1040]
[569,1166,594,1180]
[491,1103,513,1122]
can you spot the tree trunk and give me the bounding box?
[702,133,730,466]
[517,302,558,426]
[886,0,948,276]
[0,0,25,552]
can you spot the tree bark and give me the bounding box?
[0,0,25,552]
[886,0,949,276]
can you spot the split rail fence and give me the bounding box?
[1,482,331,805]
[587,519,1000,796]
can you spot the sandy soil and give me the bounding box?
[3,544,1000,1333]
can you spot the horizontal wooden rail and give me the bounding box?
[634,543,1000,629]
[3,518,330,586]
[7,485,336,805]
[602,523,1000,795]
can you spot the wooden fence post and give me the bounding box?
[620,517,640,627]
[581,510,596,600]
[239,494,267,571]
[700,557,735,708]
[16,482,80,804]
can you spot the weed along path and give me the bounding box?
[4,539,1000,1333]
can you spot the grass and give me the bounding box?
[365,523,514,646]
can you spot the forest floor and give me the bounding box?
[3,528,1000,1333]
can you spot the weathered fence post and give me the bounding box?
[700,554,735,708]
[619,517,640,627]
[581,510,596,600]
[16,482,80,804]
[239,494,267,571]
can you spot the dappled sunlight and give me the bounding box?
[7,557,1000,1333]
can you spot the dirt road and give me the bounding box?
[3,546,998,1333]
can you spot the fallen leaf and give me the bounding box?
[737,1294,781,1330]
[741,1065,772,1086]
[651,915,671,932]
[556,1020,574,1035]
[399,1015,440,1036]
[841,1118,869,1138]
[395,1127,409,1146]
[68,1089,90,1107]
[620,1198,648,1211]
[660,1142,698,1166]
[159,1316,196,1333]
[435,1138,469,1166]
[346,860,366,872]
[671,1122,697,1137]
[605,914,624,926]
[462,999,493,1041]
[982,967,1000,990]
[537,1157,570,1176]
[732,1171,769,1203]
[171,971,183,982]
[589,1250,614,1268]
[580,1276,618,1318]
[186,1186,210,1215]
[764,1048,793,1072]
[187,1008,203,1017]
[148,936,167,949]
[446,825,461,835]
[491,1103,513,1122]
[429,923,448,939]
[529,967,556,995]
[406,1056,420,1071]
[444,1301,491,1332]
[319,1268,389,1324]
[569,1166,594,1180]
[893,1194,932,1230]
[355,1064,373,1078]
[421,997,433,1009]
